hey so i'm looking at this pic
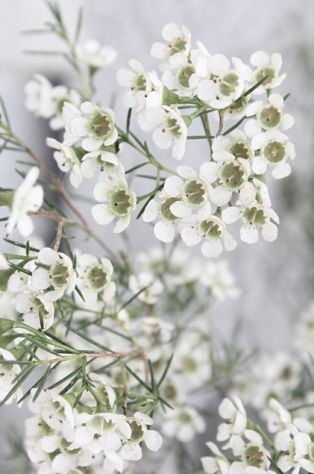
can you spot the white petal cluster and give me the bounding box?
[6,167,43,237]
[76,40,117,69]
[116,23,295,255]
[25,74,81,130]
[25,389,162,474]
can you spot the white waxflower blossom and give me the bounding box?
[238,352,301,410]
[162,406,205,442]
[266,398,293,435]
[46,138,83,188]
[151,23,191,70]
[201,442,230,474]
[245,94,295,137]
[77,40,117,68]
[212,131,254,164]
[222,203,279,244]
[63,101,118,152]
[217,397,247,448]
[117,59,153,108]
[251,131,295,179]
[31,247,76,301]
[92,171,137,233]
[160,164,213,218]
[25,74,81,130]
[161,57,197,98]
[15,290,55,331]
[129,272,163,305]
[0,348,22,404]
[180,203,237,258]
[294,432,314,474]
[6,167,43,237]
[75,253,116,306]
[174,331,211,388]
[230,430,274,474]
[190,46,248,109]
[200,260,240,300]
[80,153,120,180]
[144,106,188,160]
[275,430,301,474]
[250,51,286,94]
[142,184,185,244]
[120,412,162,462]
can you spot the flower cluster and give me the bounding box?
[25,388,162,474]
[117,23,295,255]
[202,397,314,474]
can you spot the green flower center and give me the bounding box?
[243,207,266,227]
[132,73,147,92]
[178,411,192,424]
[199,218,222,239]
[264,141,286,164]
[244,446,264,468]
[86,265,108,290]
[50,261,70,288]
[219,73,240,97]
[255,66,276,86]
[109,188,134,217]
[181,355,197,372]
[88,111,114,139]
[230,141,251,160]
[259,105,281,129]
[183,179,206,205]
[162,383,178,401]
[165,116,182,139]
[129,421,144,442]
[228,96,248,114]
[177,64,195,88]
[160,197,180,222]
[220,161,246,190]
[90,416,114,433]
[169,37,187,56]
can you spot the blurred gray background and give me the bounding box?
[0,0,314,455]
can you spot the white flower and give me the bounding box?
[46,138,83,188]
[251,131,295,179]
[144,106,187,160]
[92,174,137,233]
[161,164,211,217]
[161,57,197,98]
[76,253,116,306]
[129,272,163,305]
[25,74,55,118]
[63,101,118,151]
[81,152,119,179]
[0,348,22,404]
[162,406,205,442]
[151,23,191,70]
[201,442,230,474]
[250,51,286,93]
[245,94,294,137]
[77,40,117,68]
[212,131,253,164]
[180,203,237,258]
[120,412,162,461]
[6,167,43,237]
[200,261,240,300]
[230,430,273,474]
[217,397,247,449]
[266,399,293,435]
[117,59,153,108]
[25,74,81,130]
[15,290,55,331]
[294,432,314,473]
[222,203,279,244]
[191,46,247,109]
[31,247,76,301]
[275,430,301,474]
